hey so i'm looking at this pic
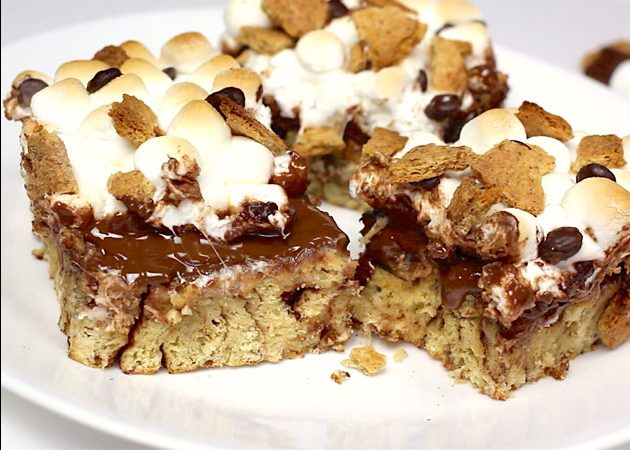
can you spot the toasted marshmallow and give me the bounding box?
[12,70,52,88]
[457,109,527,154]
[157,82,208,130]
[503,208,541,261]
[120,40,161,67]
[375,66,407,100]
[526,136,571,173]
[200,180,231,211]
[79,105,117,139]
[324,16,360,49]
[31,78,91,132]
[224,0,272,37]
[229,183,288,209]
[167,100,231,159]
[212,68,262,107]
[561,177,630,249]
[187,54,240,92]
[296,30,346,73]
[439,22,489,58]
[54,60,110,86]
[214,136,274,184]
[134,136,201,198]
[160,32,216,74]
[541,173,574,206]
[89,73,150,108]
[119,58,173,99]
[435,0,482,23]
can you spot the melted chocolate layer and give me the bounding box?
[81,199,348,284]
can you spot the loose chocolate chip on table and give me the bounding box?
[425,94,462,121]
[576,163,616,183]
[205,87,246,111]
[538,227,583,264]
[163,67,177,80]
[328,0,349,19]
[17,78,48,107]
[86,68,122,93]
[411,176,441,189]
[417,69,428,92]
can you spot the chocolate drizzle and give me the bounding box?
[78,199,348,285]
[439,258,483,309]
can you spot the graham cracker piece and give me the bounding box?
[294,127,345,157]
[430,37,472,93]
[212,94,288,156]
[349,42,368,73]
[342,346,387,375]
[107,170,155,218]
[515,101,574,141]
[362,127,408,157]
[109,94,162,146]
[352,6,427,70]
[330,370,351,384]
[392,348,408,362]
[471,140,547,215]
[21,119,78,201]
[236,26,295,55]
[572,134,626,172]
[93,45,129,68]
[389,144,476,183]
[447,176,502,235]
[597,282,630,349]
[262,0,329,38]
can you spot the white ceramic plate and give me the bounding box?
[2,7,630,450]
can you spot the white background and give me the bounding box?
[2,0,630,448]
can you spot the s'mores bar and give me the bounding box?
[4,32,356,373]
[351,103,630,399]
[222,0,508,208]
[581,40,630,98]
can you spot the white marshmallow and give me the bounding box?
[229,183,288,208]
[611,169,630,192]
[160,32,216,74]
[79,106,117,139]
[503,208,540,261]
[457,109,527,154]
[324,16,360,50]
[375,66,407,100]
[224,0,272,38]
[395,131,443,158]
[200,180,231,212]
[31,79,91,133]
[439,22,490,59]
[526,136,571,173]
[214,136,274,184]
[296,30,346,73]
[211,67,262,108]
[541,173,574,206]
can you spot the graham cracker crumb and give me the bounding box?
[107,170,155,218]
[393,348,408,363]
[330,370,351,384]
[572,134,626,172]
[262,0,329,38]
[352,6,427,70]
[349,42,368,73]
[389,144,476,183]
[31,246,46,260]
[236,26,295,55]
[93,45,129,68]
[516,101,574,142]
[212,95,288,156]
[109,94,162,146]
[294,127,345,157]
[21,119,79,200]
[430,37,471,93]
[471,140,547,215]
[362,127,408,157]
[447,176,502,235]
[342,346,387,375]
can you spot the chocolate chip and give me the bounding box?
[328,0,349,19]
[242,201,279,224]
[442,111,476,143]
[538,227,583,264]
[435,23,454,35]
[576,163,616,183]
[17,78,48,107]
[343,120,370,146]
[205,87,246,113]
[417,69,428,92]
[424,94,462,121]
[411,176,441,189]
[163,67,177,80]
[573,260,595,283]
[86,68,122,93]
